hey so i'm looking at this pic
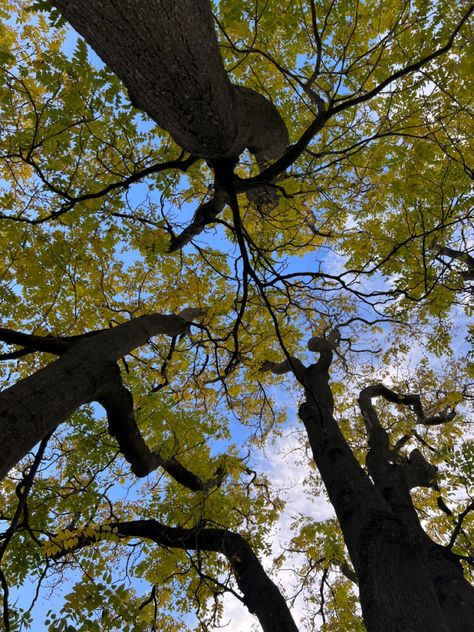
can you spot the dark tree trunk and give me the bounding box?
[426,542,474,631]
[299,401,450,632]
[0,313,189,480]
[295,344,474,631]
[51,0,288,162]
[359,386,474,630]
[370,462,474,630]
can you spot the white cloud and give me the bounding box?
[213,427,333,631]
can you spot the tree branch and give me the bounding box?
[96,363,225,491]
[358,385,450,492]
[235,3,473,186]
[0,328,68,356]
[329,3,474,116]
[167,185,229,252]
[2,153,197,224]
[448,500,474,549]
[260,357,306,382]
[359,384,456,429]
[432,244,474,281]
[50,519,298,632]
[0,309,203,481]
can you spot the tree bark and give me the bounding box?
[51,0,288,162]
[427,542,474,632]
[0,313,190,480]
[299,401,450,632]
[359,384,474,630]
[56,520,299,632]
[298,350,451,632]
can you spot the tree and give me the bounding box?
[0,0,473,630]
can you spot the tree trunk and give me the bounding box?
[0,313,188,480]
[368,455,474,630]
[426,542,474,632]
[360,388,474,631]
[299,400,449,632]
[297,345,454,632]
[51,0,288,162]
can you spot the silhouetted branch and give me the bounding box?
[97,363,225,491]
[50,519,298,632]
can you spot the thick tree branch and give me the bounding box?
[0,348,35,362]
[168,186,229,253]
[0,327,112,360]
[51,519,298,632]
[433,244,474,281]
[339,561,358,584]
[97,363,225,491]
[359,384,456,429]
[0,328,68,356]
[50,1,288,164]
[0,309,203,481]
[358,384,450,491]
[448,500,474,549]
[260,331,340,391]
[260,357,306,383]
[307,329,340,374]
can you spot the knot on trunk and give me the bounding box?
[298,401,318,422]
[233,86,289,164]
[403,448,438,489]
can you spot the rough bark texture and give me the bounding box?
[427,543,474,632]
[358,383,474,630]
[299,402,450,632]
[51,0,288,162]
[295,345,460,632]
[0,313,189,480]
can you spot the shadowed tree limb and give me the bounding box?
[50,0,289,164]
[0,153,198,225]
[50,519,299,632]
[168,186,229,253]
[96,362,225,491]
[0,328,68,355]
[358,384,456,430]
[0,326,114,359]
[0,309,204,481]
[433,244,474,281]
[357,385,454,492]
[448,500,474,549]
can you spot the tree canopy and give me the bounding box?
[0,0,473,630]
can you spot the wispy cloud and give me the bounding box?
[215,427,333,631]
